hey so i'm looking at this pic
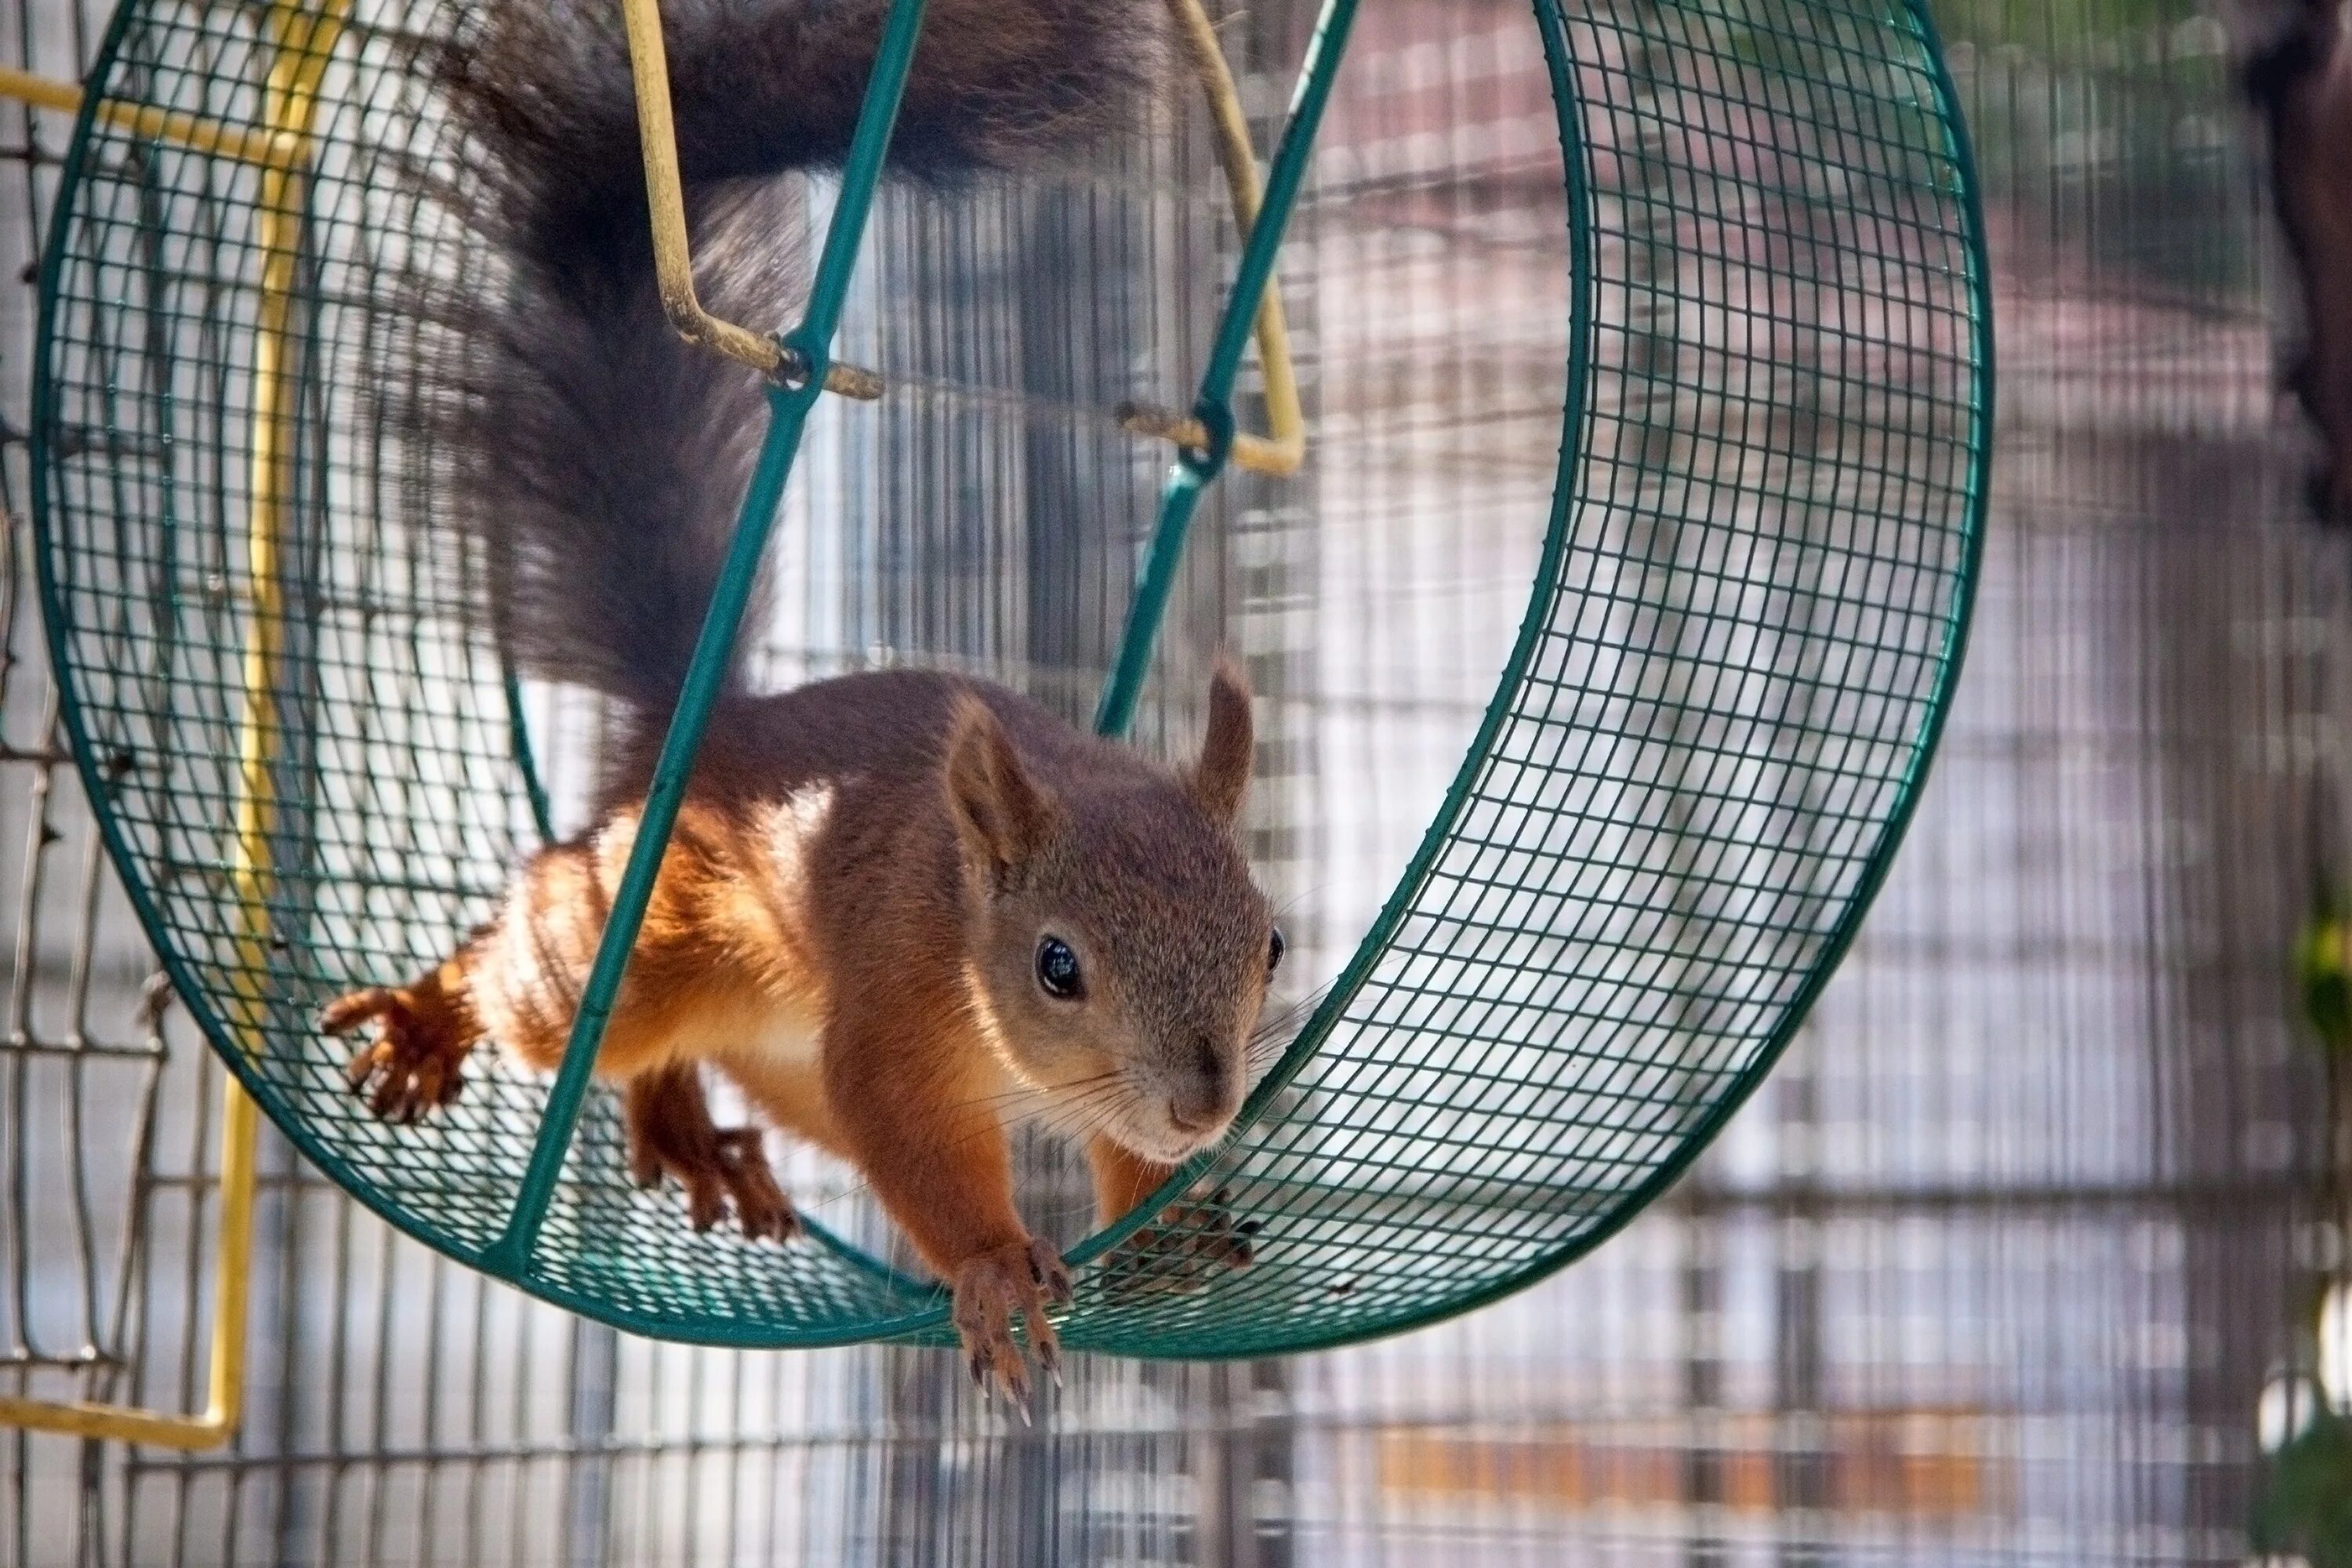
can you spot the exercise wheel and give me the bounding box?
[31,0,1991,1359]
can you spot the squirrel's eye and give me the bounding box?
[1036,937,1084,1000]
[1267,927,1287,976]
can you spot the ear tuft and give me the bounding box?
[944,695,1057,877]
[1190,654,1254,826]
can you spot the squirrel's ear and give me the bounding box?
[945,696,1057,877]
[1190,655,1254,826]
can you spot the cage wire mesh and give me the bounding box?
[0,0,2332,1565]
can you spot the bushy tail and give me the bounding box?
[2245,0,2339,110]
[417,0,1167,713]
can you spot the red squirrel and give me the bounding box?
[323,0,1281,1399]
[2247,0,2352,522]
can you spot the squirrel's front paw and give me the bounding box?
[634,1123,797,1243]
[951,1237,1073,1406]
[1101,1187,1258,1298]
[324,987,471,1123]
[624,1069,797,1243]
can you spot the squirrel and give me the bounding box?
[322,0,1284,1399]
[2245,0,2352,524]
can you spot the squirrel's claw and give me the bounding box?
[321,987,391,1040]
[951,1236,1067,1414]
[623,1071,800,1243]
[653,1151,797,1241]
[326,986,469,1123]
[1101,1188,1257,1298]
[1031,1240,1074,1305]
[712,1128,796,1242]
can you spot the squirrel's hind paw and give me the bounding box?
[324,986,470,1123]
[1101,1187,1258,1299]
[952,1237,1071,1408]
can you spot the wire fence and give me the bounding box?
[0,0,2334,1563]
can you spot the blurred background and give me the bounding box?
[0,0,2341,1562]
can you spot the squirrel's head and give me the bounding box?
[946,660,1280,1165]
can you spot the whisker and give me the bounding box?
[1270,888,1319,924]
[950,1069,1128,1117]
[796,1076,1147,1221]
[1243,989,1327,1073]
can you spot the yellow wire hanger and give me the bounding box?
[619,0,1307,476]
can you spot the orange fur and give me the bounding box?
[1087,1136,1175,1225]
[327,666,1275,1400]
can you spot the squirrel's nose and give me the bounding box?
[1167,1092,1222,1134]
[1168,1038,1232,1132]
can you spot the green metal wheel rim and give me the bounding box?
[31,0,1991,1356]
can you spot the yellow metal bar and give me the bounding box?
[0,1081,256,1446]
[0,0,343,1450]
[619,0,880,398]
[0,64,306,167]
[1115,0,1307,478]
[237,0,350,922]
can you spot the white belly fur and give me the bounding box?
[708,786,837,1137]
[673,991,826,1075]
